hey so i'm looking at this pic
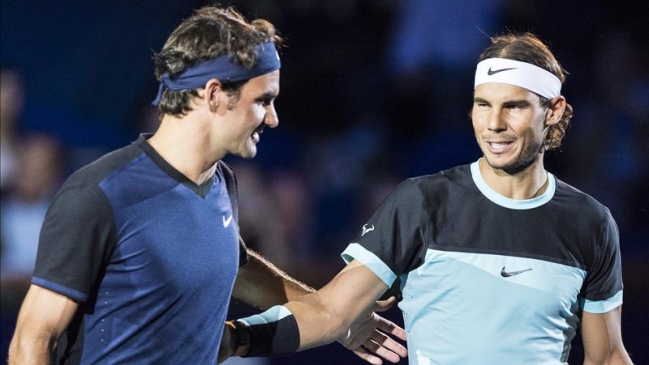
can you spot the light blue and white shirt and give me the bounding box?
[343,161,623,365]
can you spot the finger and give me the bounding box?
[344,315,406,350]
[367,331,407,358]
[360,338,402,364]
[376,316,407,341]
[372,296,397,312]
[352,346,384,365]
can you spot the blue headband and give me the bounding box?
[152,41,280,106]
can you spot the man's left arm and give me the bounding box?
[581,306,634,365]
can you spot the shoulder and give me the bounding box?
[553,177,612,222]
[405,164,475,201]
[552,177,619,266]
[409,164,471,186]
[66,140,145,187]
[365,165,474,217]
[51,141,147,214]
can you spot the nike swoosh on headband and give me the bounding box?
[487,66,516,75]
[475,58,562,99]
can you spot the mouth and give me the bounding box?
[485,140,514,154]
[251,125,265,143]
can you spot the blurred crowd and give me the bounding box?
[1,0,647,363]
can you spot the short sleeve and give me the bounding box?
[344,179,429,279]
[580,209,624,313]
[32,182,116,302]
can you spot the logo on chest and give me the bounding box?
[500,266,532,278]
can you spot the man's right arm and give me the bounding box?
[232,247,315,308]
[8,284,78,365]
[285,260,394,351]
[224,260,406,365]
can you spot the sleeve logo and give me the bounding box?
[361,224,375,237]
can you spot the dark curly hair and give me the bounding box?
[478,32,573,151]
[153,6,283,117]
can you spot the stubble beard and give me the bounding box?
[484,138,544,175]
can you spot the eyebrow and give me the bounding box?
[502,99,531,108]
[255,91,278,102]
[473,97,531,107]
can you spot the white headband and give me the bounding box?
[474,58,561,99]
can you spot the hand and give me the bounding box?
[217,321,237,364]
[337,296,407,364]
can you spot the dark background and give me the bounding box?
[1,0,647,364]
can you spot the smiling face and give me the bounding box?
[471,82,551,175]
[219,70,280,159]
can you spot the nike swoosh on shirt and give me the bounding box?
[487,66,516,75]
[223,215,233,228]
[500,266,532,277]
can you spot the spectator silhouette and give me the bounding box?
[0,68,25,197]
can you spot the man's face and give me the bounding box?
[220,70,280,159]
[471,82,549,174]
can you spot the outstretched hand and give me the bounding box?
[337,296,407,364]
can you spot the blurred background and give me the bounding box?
[1,0,647,364]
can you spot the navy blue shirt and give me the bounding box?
[32,135,247,364]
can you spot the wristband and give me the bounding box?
[232,320,251,356]
[236,305,300,357]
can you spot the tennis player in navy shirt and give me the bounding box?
[8,6,406,365]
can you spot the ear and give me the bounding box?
[205,78,223,113]
[545,96,567,126]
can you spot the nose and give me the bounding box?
[264,104,279,128]
[487,108,506,132]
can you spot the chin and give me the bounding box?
[485,154,537,175]
[241,148,258,160]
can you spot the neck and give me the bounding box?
[478,157,549,200]
[147,113,224,185]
